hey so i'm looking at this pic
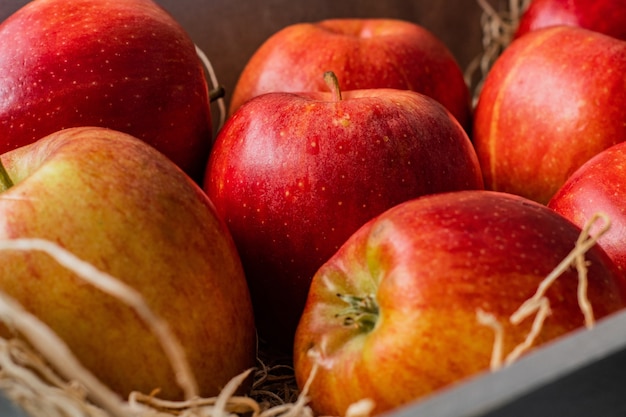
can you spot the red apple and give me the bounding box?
[515,0,626,41]
[473,25,626,205]
[549,141,626,279]
[293,190,626,416]
[229,18,472,131]
[0,0,212,182]
[0,127,256,400]
[205,72,484,351]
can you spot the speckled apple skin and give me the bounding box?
[473,26,626,204]
[0,127,256,400]
[0,0,212,182]
[206,87,484,351]
[230,18,472,131]
[549,141,626,281]
[515,0,626,41]
[294,190,626,416]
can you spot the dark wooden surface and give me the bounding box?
[0,0,486,108]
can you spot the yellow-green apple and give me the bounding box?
[514,0,626,41]
[293,190,626,416]
[204,72,484,352]
[0,0,212,182]
[549,141,626,279]
[473,25,626,204]
[0,127,256,400]
[229,18,472,131]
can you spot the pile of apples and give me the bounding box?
[1,0,626,416]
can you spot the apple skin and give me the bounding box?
[549,141,626,280]
[515,0,626,41]
[0,0,212,182]
[0,127,256,400]
[205,82,484,352]
[293,190,626,416]
[229,18,472,131]
[473,25,626,205]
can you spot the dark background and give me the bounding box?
[0,0,492,109]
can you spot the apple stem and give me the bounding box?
[0,159,13,190]
[323,71,343,102]
[335,293,379,332]
[209,85,225,102]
